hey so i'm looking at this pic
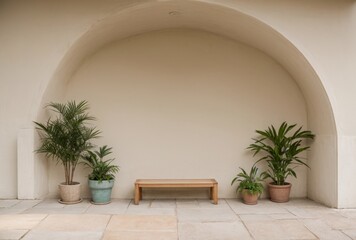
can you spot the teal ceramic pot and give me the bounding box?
[88,180,114,204]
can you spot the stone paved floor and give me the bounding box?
[0,198,356,239]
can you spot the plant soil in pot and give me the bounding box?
[268,182,291,203]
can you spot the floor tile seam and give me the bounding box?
[0,200,20,208]
[296,218,327,240]
[237,218,256,240]
[104,214,113,232]
[26,200,42,209]
[19,214,49,239]
[300,216,348,232]
[174,199,179,236]
[9,200,22,208]
[340,230,355,240]
[73,202,91,213]
[330,225,356,232]
[225,198,244,222]
[18,229,30,240]
[123,199,132,214]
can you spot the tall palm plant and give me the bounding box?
[34,100,100,185]
[248,122,314,185]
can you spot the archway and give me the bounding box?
[33,1,337,207]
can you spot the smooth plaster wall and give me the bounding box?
[48,29,309,199]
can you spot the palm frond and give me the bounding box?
[248,122,314,185]
[34,100,100,185]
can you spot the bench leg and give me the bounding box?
[139,187,143,200]
[134,184,140,205]
[212,183,218,204]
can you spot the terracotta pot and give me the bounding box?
[241,189,259,205]
[58,182,81,204]
[268,182,291,203]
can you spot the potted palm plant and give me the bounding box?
[248,122,314,202]
[34,100,100,204]
[83,145,119,204]
[231,165,264,205]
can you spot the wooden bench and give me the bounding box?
[134,179,218,205]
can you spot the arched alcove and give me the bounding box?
[33,1,337,207]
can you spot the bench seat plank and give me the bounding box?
[134,179,218,205]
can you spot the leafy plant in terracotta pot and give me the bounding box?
[248,122,314,203]
[34,100,100,204]
[231,165,264,205]
[83,145,119,204]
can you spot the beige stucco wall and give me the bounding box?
[50,29,307,199]
[0,0,355,207]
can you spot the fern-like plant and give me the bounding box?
[83,145,119,182]
[231,165,264,195]
[248,122,314,185]
[34,100,100,185]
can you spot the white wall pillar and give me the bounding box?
[17,128,48,199]
[17,128,35,199]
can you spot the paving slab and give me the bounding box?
[179,221,253,240]
[296,205,338,217]
[33,214,110,231]
[24,207,88,214]
[283,206,318,218]
[321,213,356,230]
[274,198,324,207]
[0,230,28,240]
[0,208,28,215]
[244,219,317,240]
[126,206,176,215]
[0,214,47,230]
[150,199,177,208]
[302,219,352,240]
[22,230,103,240]
[343,229,356,240]
[107,215,177,232]
[85,199,130,214]
[32,199,64,209]
[239,212,297,221]
[338,209,356,219]
[0,200,21,208]
[177,208,238,222]
[11,200,41,209]
[126,200,176,216]
[176,199,199,208]
[102,231,178,240]
[2,200,42,214]
[227,199,289,215]
[198,199,229,208]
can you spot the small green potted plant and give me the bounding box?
[248,122,314,202]
[34,100,100,204]
[231,165,264,205]
[83,145,119,204]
